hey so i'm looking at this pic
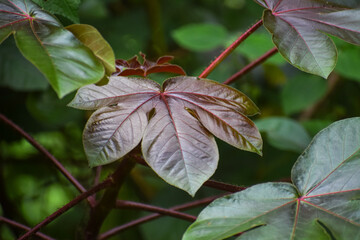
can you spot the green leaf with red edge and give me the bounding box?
[68,76,262,196]
[183,117,360,240]
[66,24,115,75]
[254,0,360,78]
[113,53,186,77]
[0,0,104,98]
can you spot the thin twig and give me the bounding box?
[0,216,55,240]
[199,20,263,78]
[0,113,96,207]
[204,180,245,192]
[18,178,113,240]
[84,157,136,239]
[116,200,196,222]
[92,166,103,200]
[94,166,102,186]
[223,47,279,85]
[99,195,224,240]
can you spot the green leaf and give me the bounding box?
[0,0,105,98]
[301,119,333,137]
[281,73,327,115]
[256,0,360,78]
[66,24,116,75]
[255,117,311,153]
[32,0,81,23]
[172,23,227,52]
[335,45,360,82]
[183,117,360,240]
[69,76,261,195]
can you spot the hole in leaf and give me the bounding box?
[316,219,337,240]
[147,108,156,121]
[184,107,199,120]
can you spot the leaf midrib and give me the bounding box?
[306,147,360,196]
[159,94,192,191]
[168,93,259,152]
[94,93,159,160]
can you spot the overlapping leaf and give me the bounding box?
[255,117,311,153]
[114,53,186,77]
[254,0,360,78]
[0,0,104,97]
[183,118,360,239]
[66,24,115,75]
[69,76,262,195]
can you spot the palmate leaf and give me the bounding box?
[0,0,104,98]
[183,118,360,239]
[254,0,360,78]
[69,76,262,196]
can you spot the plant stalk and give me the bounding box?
[18,177,114,240]
[84,156,136,240]
[223,47,278,85]
[99,195,224,240]
[199,19,263,78]
[0,216,55,240]
[116,200,196,221]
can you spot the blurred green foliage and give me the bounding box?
[1,0,360,239]
[281,73,327,116]
[172,23,228,52]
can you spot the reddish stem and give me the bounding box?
[99,195,224,240]
[223,47,278,85]
[84,157,136,239]
[0,113,96,207]
[199,19,263,78]
[0,216,55,240]
[116,200,196,222]
[204,180,245,192]
[18,178,113,240]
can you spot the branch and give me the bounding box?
[18,177,113,240]
[223,47,279,85]
[204,180,245,192]
[84,157,136,240]
[99,195,224,240]
[116,200,196,222]
[0,113,96,207]
[0,216,55,240]
[92,166,103,200]
[199,20,263,78]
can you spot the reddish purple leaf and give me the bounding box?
[114,53,186,77]
[69,76,262,195]
[255,0,360,78]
